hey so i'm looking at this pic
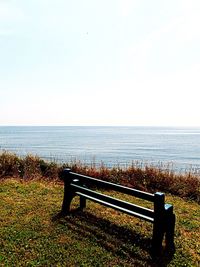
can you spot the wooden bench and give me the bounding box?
[60,168,175,255]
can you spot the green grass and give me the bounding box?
[0,179,199,266]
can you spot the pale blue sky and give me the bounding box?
[0,0,200,126]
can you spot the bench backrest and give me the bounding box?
[61,169,172,222]
[60,168,175,255]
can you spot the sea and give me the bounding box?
[0,126,200,174]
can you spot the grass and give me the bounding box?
[0,151,200,203]
[0,179,200,266]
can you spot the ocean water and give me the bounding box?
[0,126,200,173]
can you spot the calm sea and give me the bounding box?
[0,126,200,173]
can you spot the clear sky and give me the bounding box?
[0,0,200,126]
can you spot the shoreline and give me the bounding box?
[1,126,200,175]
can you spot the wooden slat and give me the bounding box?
[76,192,154,223]
[70,172,154,202]
[71,183,154,219]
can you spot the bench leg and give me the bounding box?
[62,189,75,214]
[152,221,165,256]
[165,213,176,250]
[60,169,75,214]
[80,196,86,210]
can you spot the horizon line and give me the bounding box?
[0,124,200,128]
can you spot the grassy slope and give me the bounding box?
[0,179,199,267]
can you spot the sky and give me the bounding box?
[0,0,200,126]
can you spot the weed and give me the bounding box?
[0,151,200,203]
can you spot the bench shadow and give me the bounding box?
[52,209,175,266]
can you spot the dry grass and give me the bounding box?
[0,151,200,203]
